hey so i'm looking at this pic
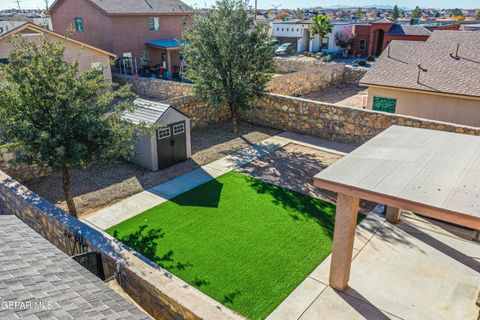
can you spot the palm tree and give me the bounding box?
[308,14,333,53]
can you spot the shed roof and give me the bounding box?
[122,99,187,126]
[0,20,26,36]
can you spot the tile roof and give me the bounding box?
[122,99,171,126]
[89,0,194,14]
[0,214,151,320]
[360,31,480,98]
[387,24,431,36]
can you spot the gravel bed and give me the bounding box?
[25,121,280,216]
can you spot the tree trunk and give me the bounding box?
[62,166,78,218]
[229,103,238,135]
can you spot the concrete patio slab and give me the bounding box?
[298,286,401,320]
[267,277,327,320]
[149,166,226,198]
[269,210,480,320]
[84,191,168,230]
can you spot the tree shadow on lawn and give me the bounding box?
[245,175,337,239]
[112,225,194,273]
[169,178,224,208]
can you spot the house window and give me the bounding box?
[158,128,171,139]
[74,17,83,32]
[359,39,367,51]
[287,28,289,31]
[322,37,329,50]
[182,16,189,29]
[373,96,397,113]
[282,28,284,31]
[148,17,160,32]
[140,51,149,66]
[277,27,279,31]
[173,123,185,135]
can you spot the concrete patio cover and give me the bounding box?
[313,125,480,291]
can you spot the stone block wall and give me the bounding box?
[0,144,52,182]
[273,57,328,74]
[267,64,346,96]
[242,94,480,144]
[163,95,231,129]
[0,170,242,320]
[113,74,193,100]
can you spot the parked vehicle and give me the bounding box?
[275,43,295,56]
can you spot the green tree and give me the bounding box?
[411,6,422,18]
[293,8,304,20]
[391,5,400,20]
[354,7,364,19]
[309,14,333,53]
[0,36,139,217]
[182,0,274,134]
[451,8,463,17]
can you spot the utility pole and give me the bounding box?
[45,0,50,14]
[15,0,22,11]
[272,4,281,17]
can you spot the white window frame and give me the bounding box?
[182,16,189,29]
[173,124,185,135]
[359,39,367,51]
[148,17,160,32]
[158,127,171,139]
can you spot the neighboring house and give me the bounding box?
[351,19,460,57]
[49,0,194,79]
[0,22,115,81]
[360,31,480,127]
[272,20,353,54]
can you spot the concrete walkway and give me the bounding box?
[267,209,480,320]
[83,132,354,230]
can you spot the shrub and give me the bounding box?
[358,60,367,66]
[367,55,375,61]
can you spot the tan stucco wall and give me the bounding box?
[366,86,480,127]
[0,31,112,81]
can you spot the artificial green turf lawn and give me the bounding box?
[107,171,339,319]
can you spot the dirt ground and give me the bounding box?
[25,121,280,216]
[236,143,374,213]
[303,83,368,108]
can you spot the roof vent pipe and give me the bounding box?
[417,63,427,84]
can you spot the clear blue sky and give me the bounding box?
[1,0,478,10]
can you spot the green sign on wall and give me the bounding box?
[373,96,397,113]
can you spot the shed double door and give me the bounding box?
[156,121,187,169]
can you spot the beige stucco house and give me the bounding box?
[0,22,115,81]
[360,31,480,128]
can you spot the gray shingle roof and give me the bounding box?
[0,20,26,36]
[360,31,480,98]
[387,24,431,36]
[89,0,194,14]
[0,214,151,320]
[122,99,171,126]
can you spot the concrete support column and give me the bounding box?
[386,206,401,224]
[329,193,359,291]
[166,50,173,79]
